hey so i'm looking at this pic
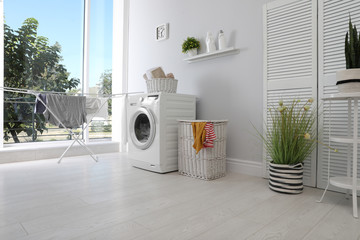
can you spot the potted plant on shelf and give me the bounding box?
[182,37,200,57]
[336,17,360,93]
[255,99,317,194]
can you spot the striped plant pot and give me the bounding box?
[269,162,304,194]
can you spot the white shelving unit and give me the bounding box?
[183,47,239,63]
[319,93,360,218]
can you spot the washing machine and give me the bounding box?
[127,92,196,173]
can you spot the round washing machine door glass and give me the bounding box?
[129,107,156,150]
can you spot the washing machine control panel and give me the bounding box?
[141,95,159,106]
[147,95,159,100]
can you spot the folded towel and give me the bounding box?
[166,73,175,78]
[204,123,216,148]
[192,122,207,154]
[146,67,166,79]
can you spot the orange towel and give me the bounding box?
[192,122,207,154]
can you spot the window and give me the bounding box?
[88,0,113,141]
[2,0,113,144]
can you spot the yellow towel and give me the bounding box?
[192,122,207,154]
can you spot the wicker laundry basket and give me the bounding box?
[178,120,228,180]
[146,78,178,93]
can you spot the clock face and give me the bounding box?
[157,27,165,38]
[156,23,168,41]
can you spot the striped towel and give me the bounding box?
[203,123,216,148]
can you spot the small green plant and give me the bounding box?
[182,37,200,53]
[255,99,318,165]
[345,16,360,68]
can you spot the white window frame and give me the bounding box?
[112,0,129,151]
[83,0,91,143]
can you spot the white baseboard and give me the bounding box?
[227,158,263,177]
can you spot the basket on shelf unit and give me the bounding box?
[146,78,178,93]
[178,120,228,180]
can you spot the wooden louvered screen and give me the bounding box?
[317,0,360,190]
[263,0,317,186]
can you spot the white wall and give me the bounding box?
[128,0,270,175]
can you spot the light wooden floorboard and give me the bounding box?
[0,152,358,240]
[303,198,360,240]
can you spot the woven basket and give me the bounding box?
[268,162,304,194]
[178,120,228,180]
[146,78,178,93]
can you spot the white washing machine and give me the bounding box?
[127,93,196,173]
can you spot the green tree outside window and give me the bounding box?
[4,18,80,143]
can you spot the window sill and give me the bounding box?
[0,140,120,164]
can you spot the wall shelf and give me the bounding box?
[183,47,240,63]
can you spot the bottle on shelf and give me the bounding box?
[206,32,216,53]
[218,30,226,50]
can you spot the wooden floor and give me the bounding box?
[0,152,359,240]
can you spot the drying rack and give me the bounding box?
[1,86,140,163]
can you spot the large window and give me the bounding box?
[89,0,113,141]
[3,0,112,144]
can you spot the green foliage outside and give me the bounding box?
[4,18,80,143]
[255,99,317,165]
[345,17,360,69]
[182,37,200,53]
[98,69,112,116]
[90,121,112,133]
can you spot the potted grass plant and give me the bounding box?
[256,98,317,194]
[182,37,200,57]
[336,16,360,92]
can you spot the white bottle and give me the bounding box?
[218,30,226,50]
[206,32,216,53]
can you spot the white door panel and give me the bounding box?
[263,0,317,186]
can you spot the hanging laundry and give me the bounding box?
[192,122,206,154]
[34,94,47,114]
[85,97,101,114]
[85,97,108,121]
[204,122,216,148]
[43,94,87,128]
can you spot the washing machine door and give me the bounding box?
[129,107,156,150]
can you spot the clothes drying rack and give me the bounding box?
[1,86,140,163]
